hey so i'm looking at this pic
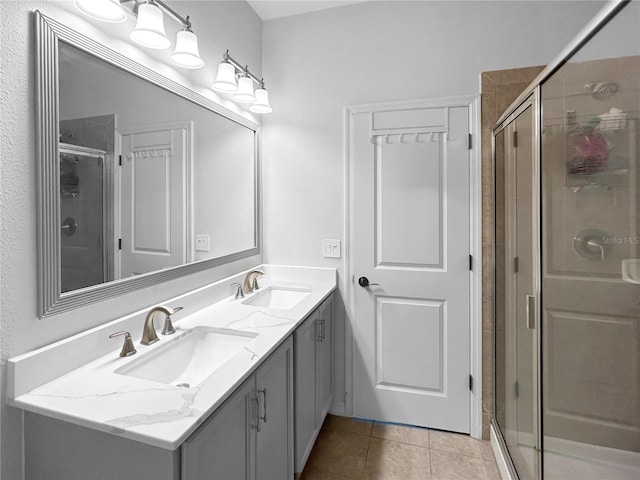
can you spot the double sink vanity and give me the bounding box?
[8,265,336,480]
[15,11,337,480]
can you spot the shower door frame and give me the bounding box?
[59,143,116,289]
[492,91,542,480]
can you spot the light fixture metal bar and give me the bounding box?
[119,0,191,28]
[224,50,263,87]
[154,0,190,28]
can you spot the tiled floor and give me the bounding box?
[300,415,501,480]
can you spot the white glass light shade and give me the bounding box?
[212,62,238,92]
[171,30,204,69]
[74,0,127,23]
[250,88,272,114]
[130,3,171,50]
[233,76,256,103]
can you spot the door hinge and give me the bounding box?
[469,254,473,271]
[468,133,472,150]
[118,238,122,250]
[515,381,520,398]
[514,256,519,273]
[118,155,122,166]
[469,374,473,392]
[513,131,518,148]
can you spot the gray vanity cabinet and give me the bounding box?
[24,412,180,480]
[181,379,255,479]
[294,294,334,473]
[182,336,294,480]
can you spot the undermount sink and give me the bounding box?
[242,286,311,310]
[115,327,257,387]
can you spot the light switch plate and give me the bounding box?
[195,234,210,252]
[322,239,341,258]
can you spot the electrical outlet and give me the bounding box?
[195,234,210,252]
[322,239,341,258]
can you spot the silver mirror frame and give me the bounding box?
[35,11,261,318]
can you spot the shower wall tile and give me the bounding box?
[486,65,546,87]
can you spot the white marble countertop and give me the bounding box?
[8,267,336,450]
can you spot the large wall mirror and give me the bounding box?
[36,12,260,317]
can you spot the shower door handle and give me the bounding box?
[525,295,536,330]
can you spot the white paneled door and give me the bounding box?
[119,123,190,277]
[351,103,471,432]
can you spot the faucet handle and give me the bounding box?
[232,282,245,299]
[109,331,137,357]
[161,306,183,336]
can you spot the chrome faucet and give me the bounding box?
[242,269,265,294]
[141,306,183,345]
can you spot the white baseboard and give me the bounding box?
[329,401,347,417]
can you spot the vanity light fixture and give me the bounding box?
[212,61,239,92]
[234,73,257,104]
[74,2,272,111]
[250,83,273,114]
[213,50,272,114]
[76,0,204,68]
[130,1,171,49]
[170,22,205,69]
[74,0,128,23]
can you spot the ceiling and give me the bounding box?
[246,0,367,21]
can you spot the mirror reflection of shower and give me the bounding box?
[59,143,110,293]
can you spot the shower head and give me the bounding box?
[584,81,619,100]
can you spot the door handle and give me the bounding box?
[358,276,380,287]
[318,318,325,342]
[258,388,268,424]
[251,394,260,431]
[526,295,536,330]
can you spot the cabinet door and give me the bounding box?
[294,313,319,472]
[255,337,293,480]
[182,379,255,480]
[316,297,333,425]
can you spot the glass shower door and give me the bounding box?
[495,97,540,480]
[540,2,640,478]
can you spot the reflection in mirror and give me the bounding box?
[58,42,256,293]
[59,42,256,293]
[36,12,259,316]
